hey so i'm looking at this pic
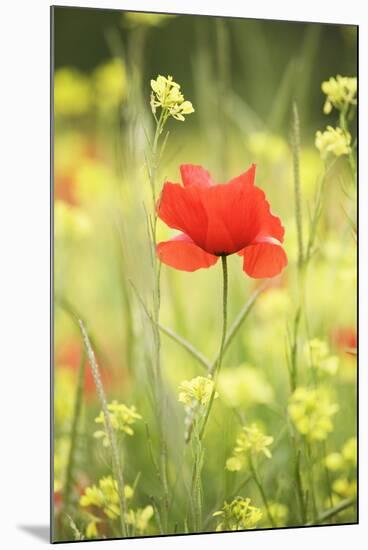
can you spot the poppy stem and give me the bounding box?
[199,255,228,440]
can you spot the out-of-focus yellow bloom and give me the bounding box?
[124,12,176,28]
[54,367,76,428]
[332,478,357,498]
[226,423,273,471]
[54,201,92,241]
[93,59,127,111]
[288,386,338,441]
[54,436,70,493]
[266,502,288,527]
[325,452,345,471]
[86,521,99,539]
[94,401,142,446]
[213,497,263,531]
[304,338,339,376]
[218,364,273,409]
[178,376,217,407]
[315,126,351,160]
[126,506,154,534]
[54,68,92,117]
[321,75,357,114]
[342,437,357,467]
[150,75,194,121]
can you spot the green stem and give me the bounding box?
[248,455,275,528]
[305,497,355,526]
[291,101,304,269]
[148,112,170,529]
[199,255,228,440]
[306,441,318,522]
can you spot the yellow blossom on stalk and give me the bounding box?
[226,423,273,472]
[94,401,142,446]
[85,520,99,539]
[315,126,351,160]
[178,376,217,407]
[304,338,339,376]
[321,75,357,114]
[54,68,91,117]
[126,506,154,534]
[288,387,338,441]
[93,58,127,110]
[150,75,194,121]
[80,476,134,521]
[213,497,263,531]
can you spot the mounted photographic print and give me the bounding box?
[51,6,358,543]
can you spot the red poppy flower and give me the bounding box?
[156,164,287,278]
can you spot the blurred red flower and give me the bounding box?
[56,341,113,398]
[331,327,357,355]
[157,164,287,278]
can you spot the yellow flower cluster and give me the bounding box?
[304,338,339,376]
[325,437,357,501]
[315,126,352,160]
[226,423,273,472]
[150,75,194,121]
[178,376,217,407]
[288,387,338,441]
[321,75,357,115]
[80,476,154,538]
[126,506,154,535]
[94,401,142,446]
[213,497,263,531]
[80,476,133,520]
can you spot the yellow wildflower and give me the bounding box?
[267,502,288,527]
[178,376,217,407]
[226,423,273,471]
[321,75,357,114]
[315,126,351,160]
[126,505,154,535]
[80,476,133,521]
[288,387,338,441]
[213,497,263,531]
[150,75,194,121]
[94,401,142,446]
[304,338,339,375]
[85,520,99,539]
[332,478,357,498]
[342,437,357,467]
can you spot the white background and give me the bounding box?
[0,0,366,548]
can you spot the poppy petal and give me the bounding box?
[180,164,213,187]
[157,233,219,272]
[157,182,208,248]
[240,236,288,278]
[227,163,256,187]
